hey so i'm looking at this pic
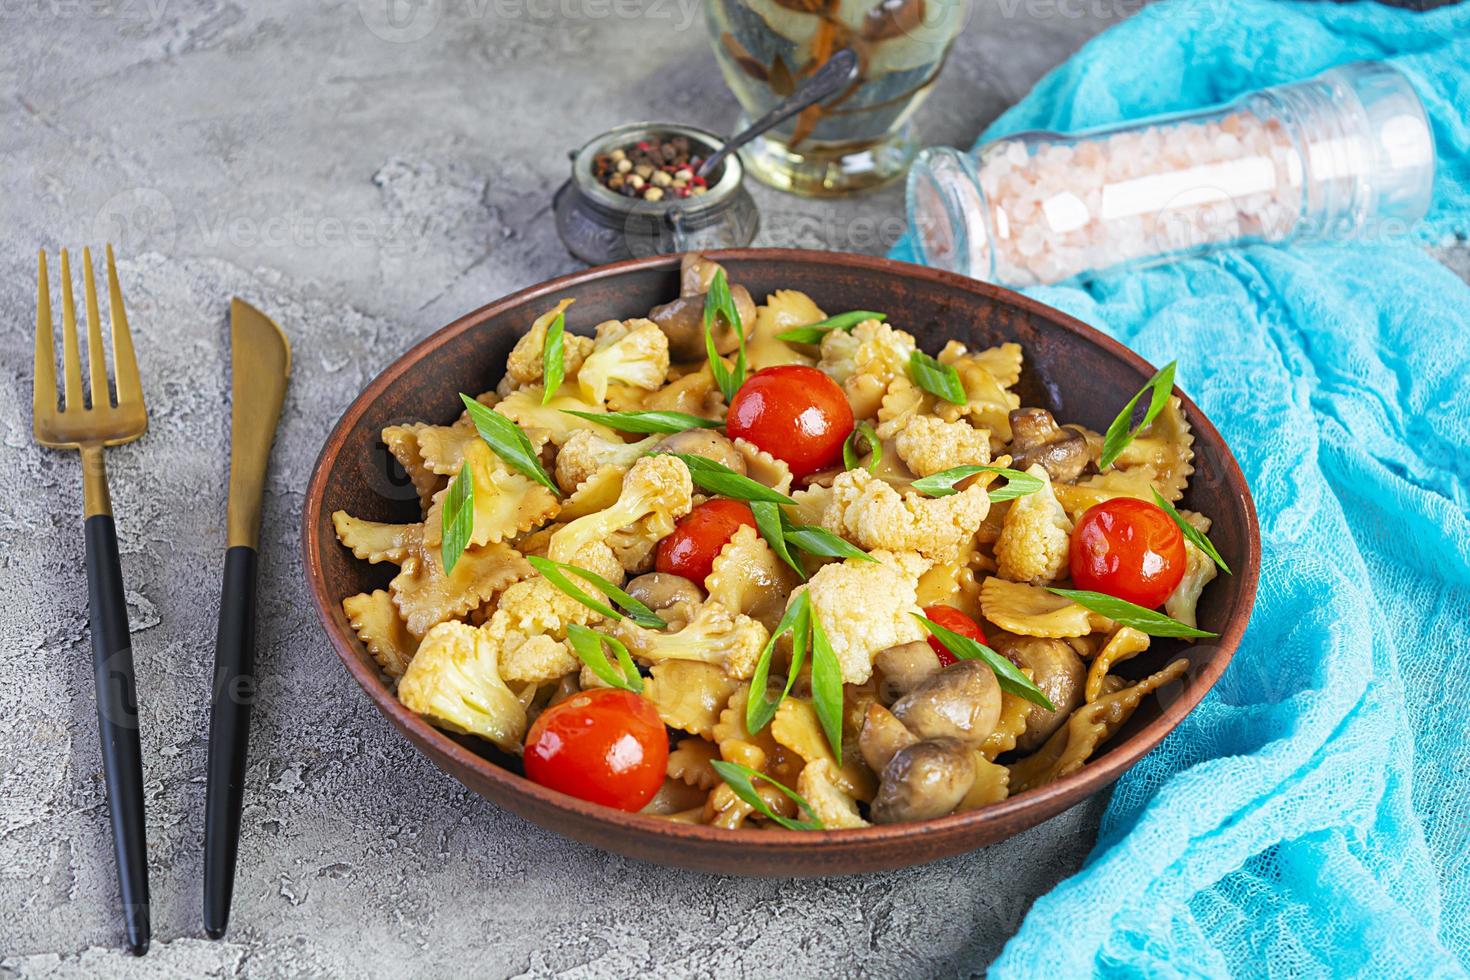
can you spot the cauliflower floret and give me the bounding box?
[494,574,604,639]
[477,609,580,684]
[577,317,670,405]
[822,468,990,564]
[502,299,595,394]
[790,551,928,684]
[994,464,1074,585]
[554,429,660,494]
[888,414,991,477]
[548,454,693,572]
[397,621,527,753]
[797,759,870,829]
[817,319,915,385]
[613,600,770,680]
[1165,511,1219,628]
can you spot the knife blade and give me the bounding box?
[204,298,290,940]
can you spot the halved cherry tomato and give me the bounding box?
[726,365,854,479]
[922,604,987,667]
[1069,497,1186,608]
[523,689,668,812]
[655,498,756,583]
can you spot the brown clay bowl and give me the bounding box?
[302,248,1259,876]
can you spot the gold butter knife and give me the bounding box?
[204,298,290,940]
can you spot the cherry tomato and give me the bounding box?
[655,498,756,583]
[523,689,668,811]
[1069,497,1186,608]
[922,604,987,667]
[726,365,854,479]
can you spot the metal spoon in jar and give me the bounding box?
[696,48,860,181]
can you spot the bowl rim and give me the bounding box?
[301,247,1260,850]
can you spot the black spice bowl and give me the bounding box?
[554,122,760,265]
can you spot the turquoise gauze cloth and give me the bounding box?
[891,0,1470,974]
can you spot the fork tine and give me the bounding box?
[83,247,111,410]
[106,245,142,407]
[59,249,84,411]
[33,251,57,423]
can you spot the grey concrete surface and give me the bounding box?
[11,2,1444,977]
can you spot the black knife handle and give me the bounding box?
[204,545,258,939]
[84,514,151,957]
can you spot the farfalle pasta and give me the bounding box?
[330,251,1226,831]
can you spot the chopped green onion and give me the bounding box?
[709,760,823,831]
[775,310,886,345]
[908,350,966,405]
[561,409,722,434]
[910,464,1044,502]
[540,312,565,405]
[842,420,882,473]
[703,269,746,403]
[751,500,804,580]
[459,394,560,496]
[1099,361,1178,470]
[1047,587,1217,638]
[566,624,643,693]
[745,592,811,734]
[808,610,844,766]
[915,614,1056,710]
[664,452,794,505]
[780,517,877,564]
[1152,489,1231,574]
[439,461,474,575]
[527,556,666,629]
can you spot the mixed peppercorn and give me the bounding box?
[593,136,714,202]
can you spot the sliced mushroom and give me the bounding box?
[874,640,943,705]
[649,254,757,360]
[859,702,919,773]
[989,633,1086,752]
[890,660,1002,746]
[652,428,747,474]
[624,572,703,630]
[1008,407,1091,484]
[870,738,976,824]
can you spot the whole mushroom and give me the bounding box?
[623,572,703,630]
[870,737,976,824]
[1008,407,1092,484]
[890,660,1003,746]
[859,702,919,773]
[873,640,943,705]
[648,253,757,360]
[989,633,1086,752]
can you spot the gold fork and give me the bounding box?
[33,246,151,956]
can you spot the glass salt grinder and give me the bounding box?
[906,61,1436,287]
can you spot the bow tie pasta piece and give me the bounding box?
[956,755,1011,810]
[553,430,659,496]
[934,342,1024,446]
[342,589,420,681]
[1008,658,1189,794]
[496,387,617,447]
[409,422,484,478]
[1085,626,1152,704]
[557,465,626,522]
[787,483,833,528]
[390,539,533,637]
[994,464,1075,586]
[642,661,743,740]
[798,759,870,829]
[614,600,770,680]
[771,699,877,802]
[1165,510,1219,628]
[732,437,793,494]
[747,289,822,371]
[787,551,930,685]
[501,299,592,396]
[397,620,528,754]
[705,525,800,633]
[421,440,560,550]
[705,686,798,829]
[978,686,1038,761]
[639,364,727,422]
[548,454,693,574]
[380,425,446,510]
[822,468,991,564]
[331,512,420,565]
[667,737,723,790]
[980,577,1115,638]
[1103,395,1195,502]
[576,318,671,406]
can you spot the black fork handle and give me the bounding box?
[204,545,258,939]
[84,514,151,957]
